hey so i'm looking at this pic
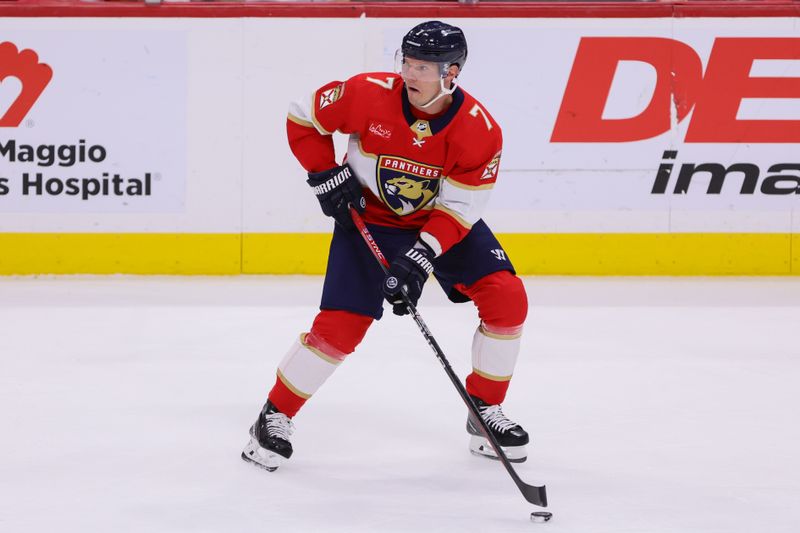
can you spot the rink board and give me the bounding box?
[0,3,799,274]
[0,232,793,275]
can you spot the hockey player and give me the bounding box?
[242,21,530,472]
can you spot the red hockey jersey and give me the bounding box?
[287,72,502,256]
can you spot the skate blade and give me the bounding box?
[469,435,527,463]
[241,438,285,472]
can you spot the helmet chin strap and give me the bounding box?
[417,77,459,109]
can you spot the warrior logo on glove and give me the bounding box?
[382,240,435,316]
[306,163,365,230]
[310,166,352,195]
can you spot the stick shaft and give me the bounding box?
[348,207,548,507]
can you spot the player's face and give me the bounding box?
[401,57,446,107]
[401,57,444,83]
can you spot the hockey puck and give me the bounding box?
[530,511,552,523]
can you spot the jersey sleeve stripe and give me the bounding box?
[444,176,495,191]
[310,93,333,135]
[288,94,332,135]
[433,203,473,229]
[287,113,314,128]
[436,177,494,227]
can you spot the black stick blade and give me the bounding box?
[521,483,548,507]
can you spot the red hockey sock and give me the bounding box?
[457,271,528,405]
[268,374,308,418]
[268,310,373,417]
[466,372,511,406]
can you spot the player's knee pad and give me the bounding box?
[465,271,528,330]
[305,310,373,361]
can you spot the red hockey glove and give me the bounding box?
[306,163,365,230]
[383,241,435,316]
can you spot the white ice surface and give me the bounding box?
[1,276,799,533]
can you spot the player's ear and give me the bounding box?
[447,64,461,79]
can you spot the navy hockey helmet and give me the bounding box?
[401,21,468,72]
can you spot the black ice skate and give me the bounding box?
[241,401,294,472]
[466,395,529,463]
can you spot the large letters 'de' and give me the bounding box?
[551,37,800,143]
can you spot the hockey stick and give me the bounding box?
[348,206,548,508]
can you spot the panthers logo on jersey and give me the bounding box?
[377,155,442,216]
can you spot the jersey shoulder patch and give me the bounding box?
[318,83,345,110]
